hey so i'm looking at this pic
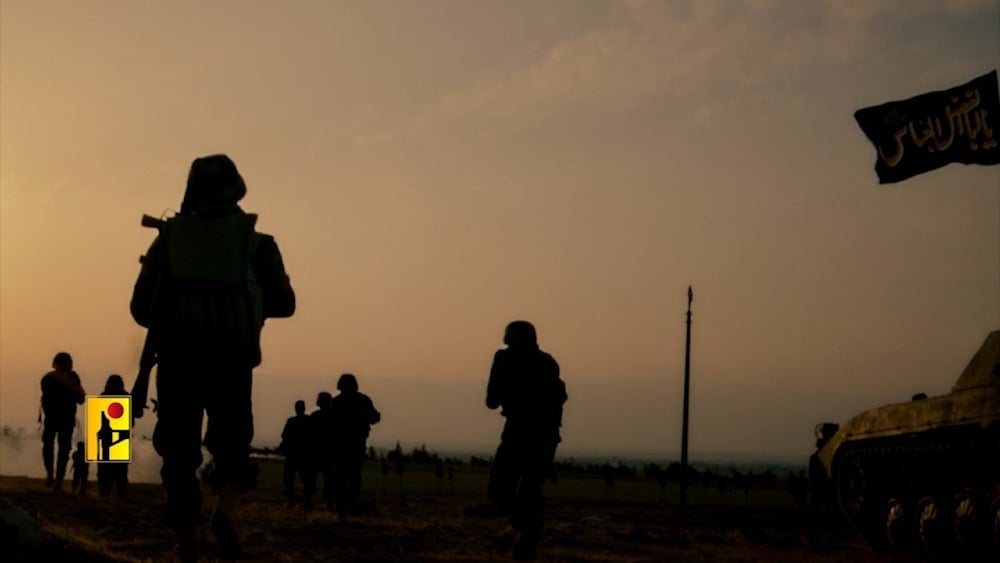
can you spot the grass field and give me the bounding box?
[0,454,911,563]
[253,457,798,508]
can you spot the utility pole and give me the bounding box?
[679,285,693,507]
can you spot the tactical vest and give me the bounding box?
[159,212,264,344]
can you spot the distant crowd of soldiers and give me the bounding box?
[38,353,131,500]
[279,373,381,518]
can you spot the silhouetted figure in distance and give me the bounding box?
[71,441,88,495]
[327,373,380,519]
[808,422,839,548]
[279,399,311,507]
[303,391,334,511]
[486,320,567,561]
[40,351,86,492]
[130,154,296,561]
[97,374,130,499]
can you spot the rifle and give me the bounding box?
[132,213,167,419]
[133,327,157,419]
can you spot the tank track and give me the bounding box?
[831,430,1000,558]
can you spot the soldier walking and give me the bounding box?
[327,373,380,519]
[40,351,86,493]
[303,391,334,512]
[486,321,567,561]
[279,400,311,507]
[130,154,296,561]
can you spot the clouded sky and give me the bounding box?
[1,0,998,466]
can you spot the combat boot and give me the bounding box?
[211,482,243,560]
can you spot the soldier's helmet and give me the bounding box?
[294,400,306,414]
[103,374,126,394]
[52,352,73,369]
[180,154,247,213]
[337,373,358,393]
[503,320,537,348]
[317,391,333,408]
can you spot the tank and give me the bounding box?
[813,330,1000,557]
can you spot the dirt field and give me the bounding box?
[0,457,903,563]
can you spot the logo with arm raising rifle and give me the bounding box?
[85,396,132,462]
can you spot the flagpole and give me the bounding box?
[679,285,693,507]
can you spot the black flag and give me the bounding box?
[854,70,1000,184]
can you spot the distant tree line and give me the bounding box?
[250,440,796,493]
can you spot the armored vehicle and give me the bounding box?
[813,330,1000,557]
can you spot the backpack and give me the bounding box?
[158,211,264,343]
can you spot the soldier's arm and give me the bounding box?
[252,235,296,319]
[130,236,166,328]
[71,372,85,404]
[551,356,567,405]
[485,350,505,410]
[367,398,381,425]
[279,419,293,452]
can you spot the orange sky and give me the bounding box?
[1,0,998,466]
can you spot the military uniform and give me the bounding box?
[327,374,380,518]
[130,155,295,559]
[40,359,85,488]
[280,406,311,505]
[486,321,567,560]
[303,393,335,511]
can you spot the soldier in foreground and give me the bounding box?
[279,400,311,507]
[486,321,568,561]
[327,373,381,519]
[39,352,86,492]
[130,154,296,561]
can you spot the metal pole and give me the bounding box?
[680,286,693,507]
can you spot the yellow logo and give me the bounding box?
[85,396,132,463]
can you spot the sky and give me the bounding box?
[1,0,998,474]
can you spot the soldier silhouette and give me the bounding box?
[130,154,296,561]
[808,423,839,548]
[303,391,334,512]
[97,374,130,499]
[279,399,311,507]
[327,373,380,519]
[486,321,567,561]
[71,441,88,495]
[40,351,86,492]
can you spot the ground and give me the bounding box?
[1,459,897,562]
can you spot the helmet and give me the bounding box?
[52,352,73,369]
[337,373,358,393]
[316,391,332,408]
[503,320,537,347]
[104,374,126,394]
[180,154,246,213]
